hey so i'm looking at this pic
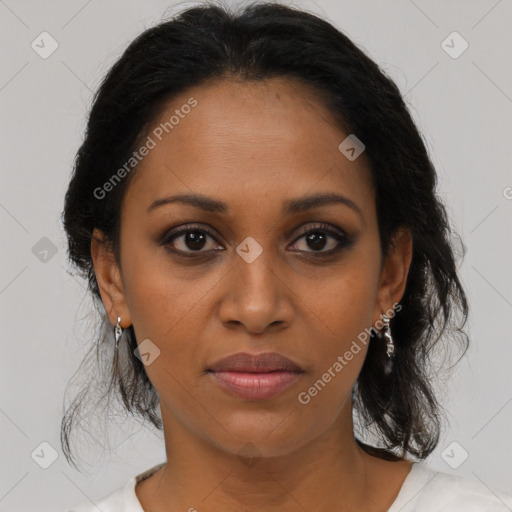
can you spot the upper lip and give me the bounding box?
[207,352,303,373]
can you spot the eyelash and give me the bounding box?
[160,223,354,259]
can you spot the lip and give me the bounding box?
[207,352,303,373]
[207,352,304,400]
[208,370,302,400]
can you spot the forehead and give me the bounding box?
[123,77,374,220]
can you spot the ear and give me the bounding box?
[90,228,132,328]
[373,226,413,322]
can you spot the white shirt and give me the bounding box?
[66,461,512,511]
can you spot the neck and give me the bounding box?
[137,404,382,512]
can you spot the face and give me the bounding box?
[92,77,412,460]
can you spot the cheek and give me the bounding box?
[294,253,378,390]
[122,238,194,334]
[122,249,215,381]
[296,287,371,416]
[125,275,203,364]
[297,257,379,339]
[124,271,206,412]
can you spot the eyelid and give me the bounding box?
[161,224,223,247]
[160,222,353,261]
[162,222,347,248]
[292,222,347,241]
[165,223,233,245]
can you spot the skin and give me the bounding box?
[91,77,413,512]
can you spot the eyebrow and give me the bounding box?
[147,192,365,224]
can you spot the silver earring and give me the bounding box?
[114,316,123,349]
[379,313,395,375]
[380,313,395,359]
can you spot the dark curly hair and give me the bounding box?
[61,0,469,468]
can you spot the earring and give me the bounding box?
[114,316,123,350]
[380,313,395,358]
[379,313,395,375]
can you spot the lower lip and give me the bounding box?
[208,370,302,400]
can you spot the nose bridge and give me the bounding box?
[233,233,280,302]
[219,232,293,332]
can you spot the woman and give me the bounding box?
[61,2,512,511]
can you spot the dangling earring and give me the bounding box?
[379,313,395,374]
[114,316,123,351]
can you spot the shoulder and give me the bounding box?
[389,462,512,512]
[64,485,129,512]
[64,462,165,512]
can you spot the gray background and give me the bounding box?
[1,0,511,510]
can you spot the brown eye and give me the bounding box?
[289,223,354,254]
[161,225,223,255]
[159,222,354,259]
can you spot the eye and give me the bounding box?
[160,222,354,258]
[161,225,223,255]
[288,223,352,254]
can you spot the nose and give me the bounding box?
[218,245,294,335]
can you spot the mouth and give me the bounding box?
[206,352,304,400]
[207,369,303,400]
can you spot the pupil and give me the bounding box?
[307,232,326,250]
[183,231,328,252]
[186,232,206,250]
